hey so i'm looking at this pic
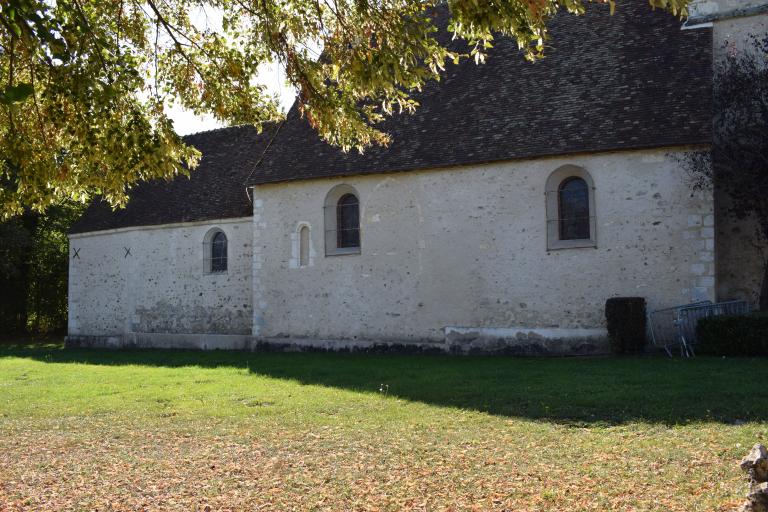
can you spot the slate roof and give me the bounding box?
[70,124,277,234]
[246,0,712,187]
[72,0,712,234]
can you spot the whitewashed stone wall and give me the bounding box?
[67,217,253,349]
[251,147,714,348]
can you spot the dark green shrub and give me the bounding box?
[697,313,768,356]
[605,297,647,354]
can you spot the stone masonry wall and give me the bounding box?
[68,218,253,340]
[250,147,715,344]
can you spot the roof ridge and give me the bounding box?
[181,122,276,140]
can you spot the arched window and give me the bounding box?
[545,165,596,250]
[211,231,228,272]
[203,228,228,273]
[558,177,590,240]
[324,184,362,255]
[337,193,360,249]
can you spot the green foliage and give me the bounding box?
[0,82,34,104]
[605,297,647,354]
[0,202,84,333]
[0,0,689,217]
[0,215,34,333]
[697,313,768,357]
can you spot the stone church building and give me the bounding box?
[67,1,767,354]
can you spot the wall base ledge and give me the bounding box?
[254,337,446,354]
[67,327,610,356]
[444,326,610,356]
[66,333,251,351]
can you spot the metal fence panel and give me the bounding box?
[677,300,752,349]
[648,300,751,357]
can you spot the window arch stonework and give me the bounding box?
[324,184,361,256]
[203,227,228,273]
[290,222,314,268]
[545,165,597,250]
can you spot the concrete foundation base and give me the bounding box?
[254,337,446,354]
[444,326,610,356]
[66,326,611,356]
[66,333,252,351]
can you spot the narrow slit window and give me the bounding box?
[299,226,310,267]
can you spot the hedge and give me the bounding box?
[605,297,647,354]
[696,313,768,356]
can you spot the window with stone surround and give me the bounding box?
[545,165,597,250]
[203,228,228,273]
[324,184,361,256]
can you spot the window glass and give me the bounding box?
[336,194,360,248]
[299,226,310,266]
[558,177,590,240]
[211,231,227,272]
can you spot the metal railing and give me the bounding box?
[648,300,751,357]
[545,216,597,249]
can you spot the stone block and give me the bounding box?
[742,444,768,483]
[690,263,706,275]
[692,287,711,302]
[741,482,768,512]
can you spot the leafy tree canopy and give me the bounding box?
[0,0,688,217]
[0,201,84,334]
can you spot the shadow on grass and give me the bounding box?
[2,340,766,425]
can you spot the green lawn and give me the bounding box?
[0,342,765,510]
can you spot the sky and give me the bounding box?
[167,63,297,136]
[165,6,298,135]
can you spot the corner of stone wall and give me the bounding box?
[251,188,266,337]
[66,236,79,337]
[683,212,717,302]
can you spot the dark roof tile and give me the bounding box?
[70,124,276,234]
[246,1,712,187]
